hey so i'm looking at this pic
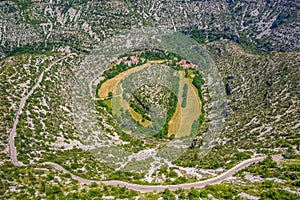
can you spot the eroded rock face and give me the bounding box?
[0,1,142,56]
[0,0,299,57]
[132,0,299,52]
[0,1,299,198]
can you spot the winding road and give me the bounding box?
[9,54,75,166]
[8,54,284,193]
[43,154,283,193]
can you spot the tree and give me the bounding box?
[162,189,176,200]
[188,188,201,199]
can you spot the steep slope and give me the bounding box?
[175,41,299,169]
[132,0,300,52]
[0,0,142,57]
[0,0,299,199]
[1,0,299,58]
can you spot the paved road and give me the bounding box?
[43,154,283,193]
[7,53,284,193]
[8,54,75,166]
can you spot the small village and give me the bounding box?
[113,51,197,69]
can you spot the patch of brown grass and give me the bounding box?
[168,71,202,138]
[98,61,165,98]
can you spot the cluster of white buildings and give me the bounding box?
[116,56,146,66]
[176,59,196,69]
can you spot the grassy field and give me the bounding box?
[129,107,152,127]
[99,61,165,126]
[168,71,202,138]
[98,61,165,98]
[98,63,149,98]
[168,72,183,136]
[98,61,202,136]
[111,95,152,127]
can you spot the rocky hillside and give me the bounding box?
[0,0,142,57]
[174,40,299,170]
[0,0,299,199]
[132,0,299,52]
[0,0,299,58]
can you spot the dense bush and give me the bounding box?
[181,84,188,108]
